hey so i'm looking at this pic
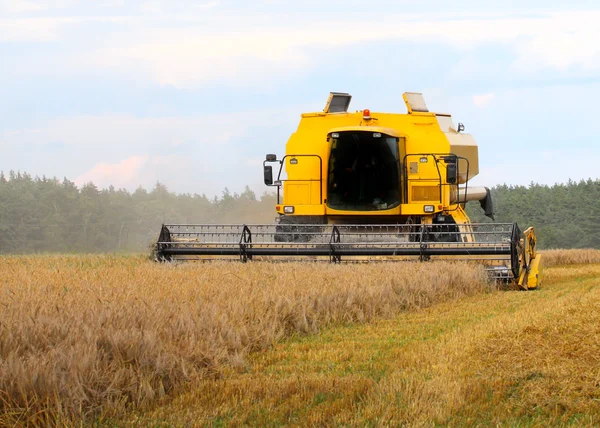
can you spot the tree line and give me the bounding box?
[0,172,277,254]
[465,179,600,249]
[0,171,598,253]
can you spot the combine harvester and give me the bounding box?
[156,92,541,289]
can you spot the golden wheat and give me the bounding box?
[542,249,600,267]
[0,255,488,425]
[136,262,600,427]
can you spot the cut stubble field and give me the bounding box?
[1,249,599,426]
[135,261,600,427]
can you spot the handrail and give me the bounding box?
[265,154,323,205]
[402,153,469,211]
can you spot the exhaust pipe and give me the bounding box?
[453,186,494,219]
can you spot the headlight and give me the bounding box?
[284,206,294,214]
[424,205,435,213]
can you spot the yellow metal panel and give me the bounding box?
[412,186,441,202]
[326,206,401,216]
[285,184,310,205]
[327,125,403,138]
[449,206,475,243]
[284,154,322,205]
[526,255,542,289]
[517,227,541,290]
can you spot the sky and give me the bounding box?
[1,0,599,197]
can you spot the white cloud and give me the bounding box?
[0,112,258,147]
[2,4,600,194]
[513,17,600,72]
[0,15,128,42]
[80,10,600,87]
[472,92,495,108]
[2,0,45,13]
[0,107,305,195]
[5,8,600,85]
[75,154,148,188]
[74,154,190,189]
[0,0,81,14]
[0,17,63,42]
[197,1,219,8]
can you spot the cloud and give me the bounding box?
[0,15,128,42]
[0,18,63,42]
[2,0,45,13]
[0,0,81,14]
[5,7,600,86]
[0,107,305,195]
[197,1,219,8]
[75,155,148,188]
[2,3,600,195]
[513,17,600,72]
[74,154,191,189]
[472,92,495,108]
[80,10,600,87]
[0,112,258,148]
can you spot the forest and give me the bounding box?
[0,171,598,253]
[465,179,600,249]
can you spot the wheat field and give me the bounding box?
[542,248,600,266]
[0,255,489,426]
[136,258,600,427]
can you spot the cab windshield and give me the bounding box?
[327,131,401,211]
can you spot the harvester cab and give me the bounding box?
[156,92,542,289]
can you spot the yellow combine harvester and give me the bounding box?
[156,92,542,289]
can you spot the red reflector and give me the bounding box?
[438,205,443,210]
[363,109,371,119]
[276,205,281,211]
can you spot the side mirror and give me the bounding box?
[266,154,277,162]
[457,123,465,133]
[446,163,457,184]
[264,165,273,185]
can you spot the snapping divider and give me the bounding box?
[510,223,521,280]
[156,225,173,262]
[419,226,428,262]
[239,225,253,263]
[329,225,341,264]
